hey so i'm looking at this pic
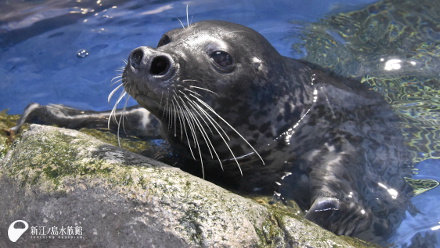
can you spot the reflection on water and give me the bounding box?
[296,0,440,164]
[296,0,440,246]
[0,0,128,46]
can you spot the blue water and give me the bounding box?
[392,159,440,246]
[0,0,376,114]
[1,0,439,247]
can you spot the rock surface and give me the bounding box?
[0,124,377,247]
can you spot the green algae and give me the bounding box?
[406,177,440,196]
[3,129,112,188]
[0,112,377,247]
[290,0,440,198]
[0,109,22,159]
[79,128,154,155]
[0,110,162,191]
[294,0,440,164]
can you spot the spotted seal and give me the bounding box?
[11,20,413,244]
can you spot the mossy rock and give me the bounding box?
[0,122,377,247]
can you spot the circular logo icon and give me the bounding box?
[8,220,29,242]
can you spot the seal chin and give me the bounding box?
[126,46,177,82]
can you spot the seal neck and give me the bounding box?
[221,69,319,164]
[276,73,318,146]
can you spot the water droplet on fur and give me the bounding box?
[76,49,89,58]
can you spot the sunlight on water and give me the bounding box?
[295,1,440,245]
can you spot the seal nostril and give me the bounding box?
[130,49,144,70]
[150,56,170,76]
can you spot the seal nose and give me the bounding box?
[130,49,144,70]
[150,56,170,76]
[128,46,175,79]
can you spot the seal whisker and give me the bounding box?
[115,92,132,146]
[107,81,132,147]
[114,61,126,74]
[108,88,128,129]
[173,96,193,149]
[159,91,165,109]
[173,97,185,139]
[187,99,241,172]
[167,97,173,131]
[190,99,231,142]
[177,96,206,177]
[113,89,128,114]
[184,96,215,136]
[173,96,196,160]
[172,100,178,137]
[177,96,201,149]
[177,94,227,177]
[186,4,190,28]
[179,94,216,154]
[110,75,123,85]
[161,89,170,121]
[182,94,242,173]
[193,96,265,166]
[108,83,124,103]
[183,92,230,140]
[183,100,215,160]
[188,86,218,96]
[177,18,186,29]
[182,79,198,83]
[183,97,225,170]
[181,80,219,96]
[182,88,202,97]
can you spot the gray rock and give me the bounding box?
[0,124,376,248]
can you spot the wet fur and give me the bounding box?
[11,20,413,245]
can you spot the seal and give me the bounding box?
[12,20,413,244]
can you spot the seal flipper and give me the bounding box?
[10,103,42,133]
[287,131,376,237]
[10,103,161,138]
[305,196,372,236]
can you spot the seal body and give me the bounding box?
[13,20,413,244]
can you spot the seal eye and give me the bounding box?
[210,51,233,67]
[209,51,235,72]
[157,34,171,47]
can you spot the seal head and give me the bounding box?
[123,21,315,173]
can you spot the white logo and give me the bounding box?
[8,220,29,242]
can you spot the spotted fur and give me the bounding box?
[12,21,413,245]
